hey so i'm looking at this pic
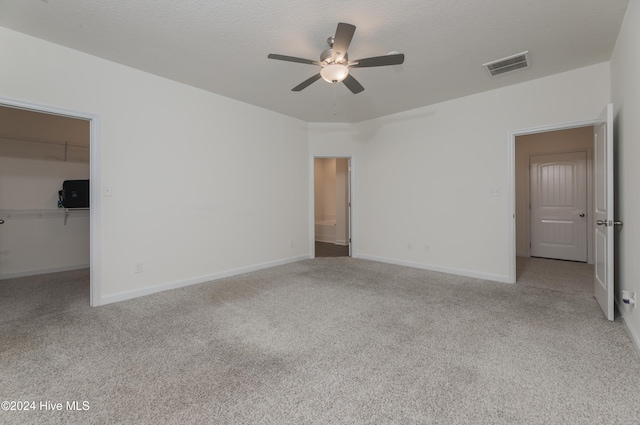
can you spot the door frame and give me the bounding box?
[0,96,101,306]
[526,149,593,263]
[508,118,600,283]
[310,155,353,258]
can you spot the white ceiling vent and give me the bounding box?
[483,51,530,77]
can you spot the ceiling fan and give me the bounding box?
[268,22,405,94]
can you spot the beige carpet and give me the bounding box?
[517,256,594,294]
[1,258,639,424]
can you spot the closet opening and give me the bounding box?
[0,98,99,306]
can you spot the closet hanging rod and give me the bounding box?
[0,133,88,149]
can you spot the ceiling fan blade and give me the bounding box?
[292,74,322,91]
[342,74,364,94]
[332,23,356,62]
[350,53,405,68]
[268,54,320,66]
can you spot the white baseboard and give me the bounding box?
[315,237,335,244]
[98,255,310,306]
[616,298,640,355]
[353,254,512,284]
[335,239,348,246]
[0,264,90,280]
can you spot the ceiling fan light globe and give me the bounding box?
[320,63,349,83]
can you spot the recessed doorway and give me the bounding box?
[515,126,594,265]
[313,157,351,258]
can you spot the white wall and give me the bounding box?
[515,127,594,259]
[611,0,640,349]
[310,63,610,282]
[0,27,309,303]
[0,157,90,278]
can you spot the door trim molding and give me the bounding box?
[508,119,599,283]
[0,96,101,306]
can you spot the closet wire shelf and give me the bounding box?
[0,208,89,225]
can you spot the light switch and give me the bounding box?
[103,185,113,197]
[490,187,500,197]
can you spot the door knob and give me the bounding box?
[579,213,585,217]
[596,220,608,226]
[0,219,4,224]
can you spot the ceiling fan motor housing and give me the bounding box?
[321,49,348,65]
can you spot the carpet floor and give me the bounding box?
[1,258,639,424]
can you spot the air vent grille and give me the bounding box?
[483,51,530,77]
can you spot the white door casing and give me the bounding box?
[347,159,352,257]
[530,152,588,262]
[594,104,615,321]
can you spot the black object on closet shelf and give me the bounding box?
[59,180,89,208]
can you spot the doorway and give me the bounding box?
[510,124,596,285]
[313,157,351,258]
[0,97,100,306]
[514,127,594,265]
[510,105,615,321]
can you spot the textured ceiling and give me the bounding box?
[0,0,629,123]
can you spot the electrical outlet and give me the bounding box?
[622,290,636,307]
[407,243,412,251]
[289,240,294,248]
[134,261,143,273]
[424,245,430,253]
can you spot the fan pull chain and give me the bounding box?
[332,82,337,115]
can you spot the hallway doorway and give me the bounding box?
[313,157,351,258]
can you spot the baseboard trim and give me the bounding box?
[616,298,640,356]
[353,254,512,284]
[0,264,90,280]
[98,255,310,306]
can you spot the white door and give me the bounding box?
[530,152,588,262]
[594,104,615,321]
